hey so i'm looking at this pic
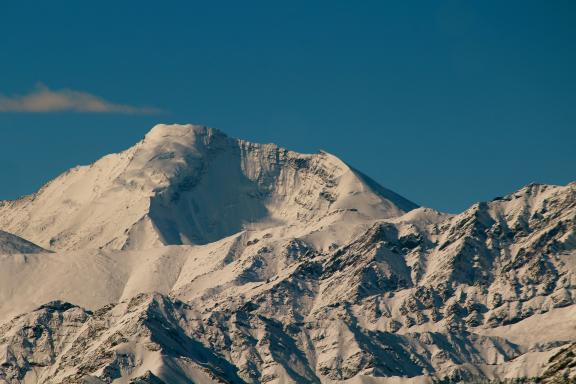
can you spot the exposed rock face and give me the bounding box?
[0,295,245,384]
[0,124,574,383]
[540,343,576,383]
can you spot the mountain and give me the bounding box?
[0,124,416,252]
[0,124,574,384]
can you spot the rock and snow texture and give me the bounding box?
[0,124,575,383]
[0,124,415,252]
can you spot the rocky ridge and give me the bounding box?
[0,124,574,383]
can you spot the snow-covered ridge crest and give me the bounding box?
[0,123,575,383]
[0,123,417,251]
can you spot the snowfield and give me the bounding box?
[0,124,574,383]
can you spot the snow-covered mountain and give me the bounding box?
[0,124,415,252]
[0,124,574,384]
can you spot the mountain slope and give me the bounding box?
[0,124,574,384]
[0,124,416,252]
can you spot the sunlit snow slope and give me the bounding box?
[0,124,574,384]
[0,124,416,251]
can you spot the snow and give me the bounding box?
[0,124,416,252]
[0,123,575,383]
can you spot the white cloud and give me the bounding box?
[0,84,160,114]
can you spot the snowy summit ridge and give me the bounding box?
[0,124,416,251]
[0,124,575,384]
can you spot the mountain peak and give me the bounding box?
[0,123,416,251]
[0,124,575,383]
[143,123,223,143]
[139,123,229,159]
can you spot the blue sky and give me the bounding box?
[0,1,574,212]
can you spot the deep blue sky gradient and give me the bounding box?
[0,1,575,212]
